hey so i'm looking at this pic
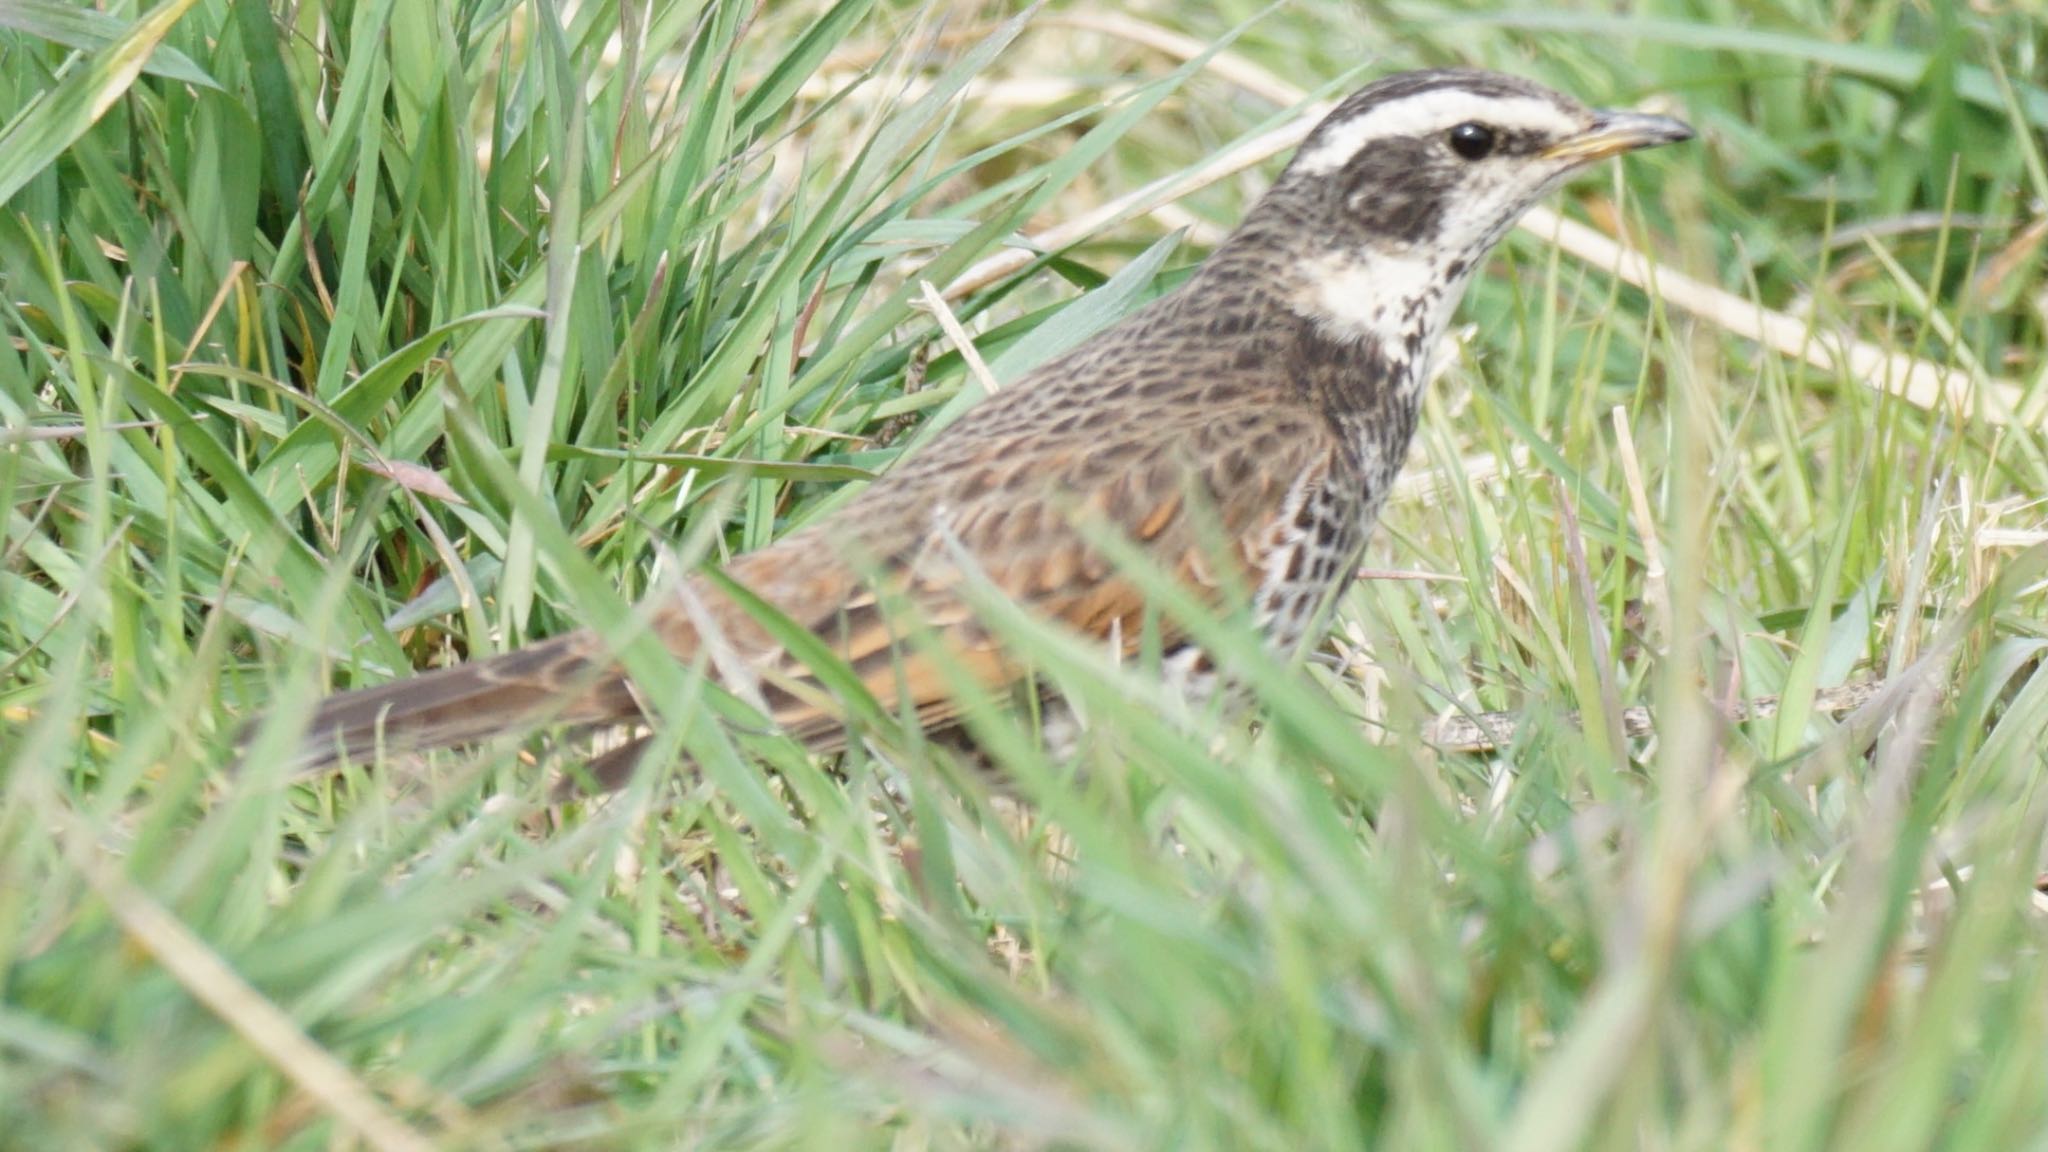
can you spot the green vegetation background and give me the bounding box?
[3,0,2047,1147]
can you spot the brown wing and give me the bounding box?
[709,401,1346,749]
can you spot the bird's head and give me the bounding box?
[1242,69,1692,353]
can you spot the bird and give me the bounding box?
[262,69,1693,790]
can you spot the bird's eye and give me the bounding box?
[1447,122,1496,160]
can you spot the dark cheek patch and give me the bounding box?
[1339,139,1447,244]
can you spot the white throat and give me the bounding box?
[1293,247,1474,394]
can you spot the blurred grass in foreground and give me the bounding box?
[3,0,2048,1147]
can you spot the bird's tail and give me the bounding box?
[250,630,643,774]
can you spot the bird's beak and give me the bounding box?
[1541,110,1695,165]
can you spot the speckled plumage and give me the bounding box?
[270,69,1691,786]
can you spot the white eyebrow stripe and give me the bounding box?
[1291,91,1581,175]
